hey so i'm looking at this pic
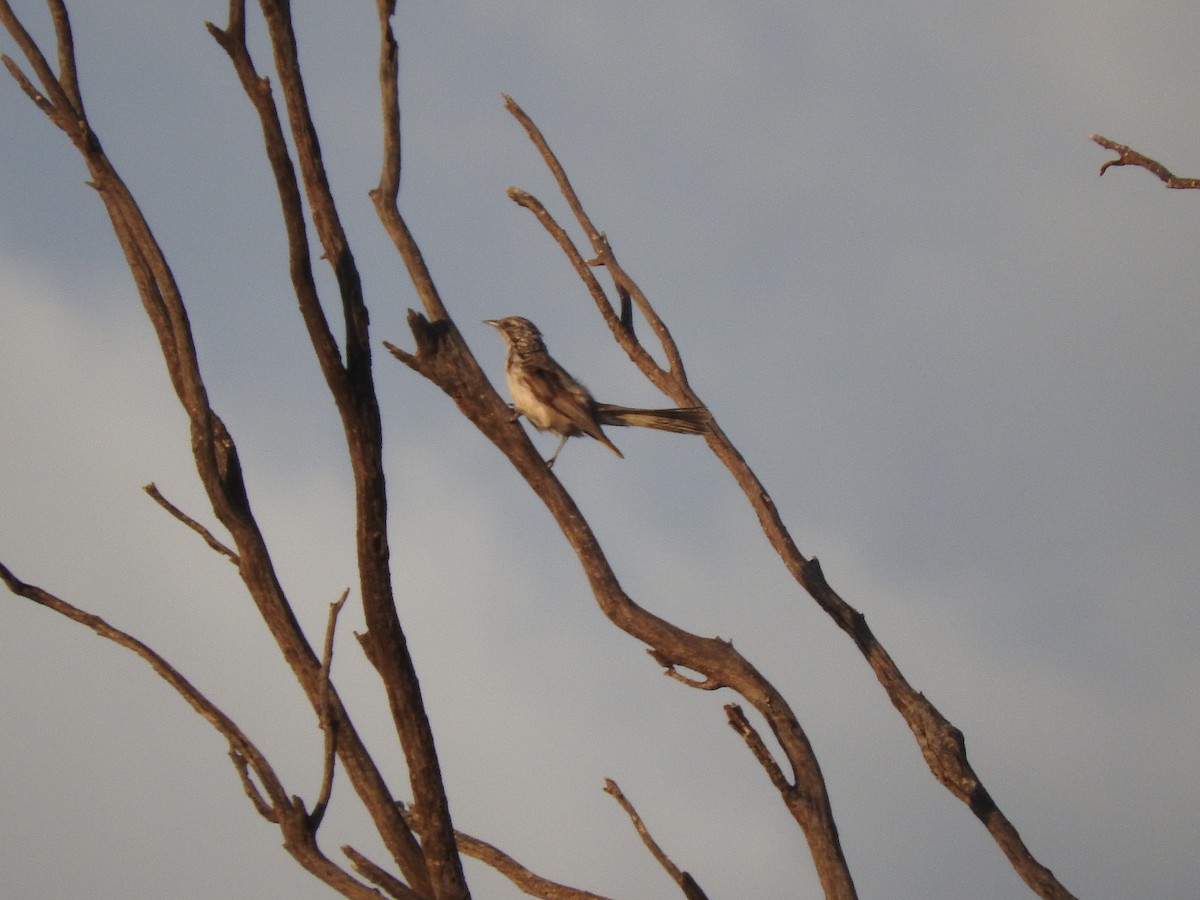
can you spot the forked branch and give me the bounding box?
[396,804,612,900]
[1091,134,1200,188]
[506,98,1077,900]
[0,562,380,898]
[505,96,689,386]
[3,3,442,895]
[205,3,465,895]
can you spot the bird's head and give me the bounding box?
[484,316,546,353]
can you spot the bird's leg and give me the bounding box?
[545,434,570,469]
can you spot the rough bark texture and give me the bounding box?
[0,3,1080,898]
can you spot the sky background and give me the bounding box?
[2,2,1198,898]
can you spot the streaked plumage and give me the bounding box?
[484,316,709,466]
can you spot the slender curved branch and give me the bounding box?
[0,561,382,899]
[230,748,280,822]
[505,188,679,398]
[603,779,708,900]
[207,4,465,895]
[370,0,450,323]
[144,483,239,564]
[506,101,1077,900]
[4,6,436,895]
[343,846,423,900]
[395,806,612,900]
[0,561,287,807]
[0,0,83,135]
[310,589,350,831]
[1091,134,1200,188]
[504,96,688,382]
[726,705,790,795]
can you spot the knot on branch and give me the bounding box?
[384,311,520,446]
[384,310,454,372]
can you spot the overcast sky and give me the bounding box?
[2,2,1198,898]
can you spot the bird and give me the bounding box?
[484,315,710,467]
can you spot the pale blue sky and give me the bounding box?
[2,2,1199,898]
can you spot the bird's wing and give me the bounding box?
[526,358,609,442]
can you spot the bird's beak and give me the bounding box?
[483,319,500,328]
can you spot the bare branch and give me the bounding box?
[504,101,1078,900]
[1,4,438,893]
[2,53,54,114]
[1091,134,1200,188]
[47,0,81,115]
[207,4,463,894]
[143,483,239,564]
[0,563,387,898]
[230,748,281,822]
[0,0,82,136]
[343,846,423,900]
[504,96,688,383]
[0,560,292,814]
[309,589,350,831]
[603,779,708,900]
[726,705,790,795]
[370,2,450,325]
[444,829,613,900]
[205,6,346,389]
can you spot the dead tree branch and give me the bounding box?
[0,561,381,898]
[204,2,464,895]
[143,483,239,564]
[1,1,1083,896]
[1091,134,1200,188]
[310,589,350,831]
[370,0,450,323]
[502,99,1076,900]
[3,3,445,896]
[450,833,613,900]
[391,280,856,899]
[343,846,424,900]
[411,817,613,900]
[603,779,708,900]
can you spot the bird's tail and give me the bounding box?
[595,404,711,434]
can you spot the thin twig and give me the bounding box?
[0,0,78,133]
[1,53,54,114]
[370,0,449,322]
[726,705,790,795]
[143,483,239,564]
[505,186,619,321]
[504,95,688,380]
[505,187,679,399]
[309,589,350,830]
[603,779,708,900]
[0,554,380,897]
[47,0,81,115]
[0,559,293,816]
[415,816,613,900]
[343,845,421,900]
[230,748,280,822]
[1091,134,1200,188]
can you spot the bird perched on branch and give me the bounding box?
[485,316,710,467]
